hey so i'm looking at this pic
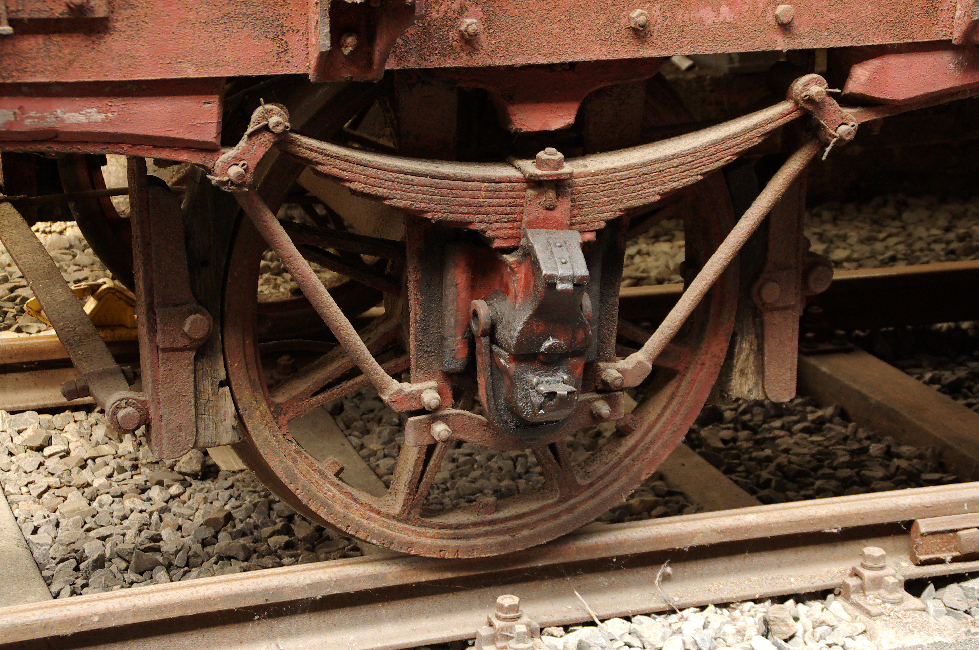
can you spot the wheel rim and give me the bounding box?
[222,77,739,557]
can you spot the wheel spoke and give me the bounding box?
[617,318,691,371]
[299,245,401,294]
[625,187,695,240]
[383,440,451,517]
[533,441,579,499]
[281,219,405,259]
[270,315,400,408]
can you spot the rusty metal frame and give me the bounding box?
[3,483,979,650]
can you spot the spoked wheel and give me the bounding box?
[222,77,738,557]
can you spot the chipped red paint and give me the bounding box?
[0,79,223,149]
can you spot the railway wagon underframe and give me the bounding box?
[2,0,979,556]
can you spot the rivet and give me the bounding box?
[340,32,359,55]
[459,17,481,39]
[629,9,649,31]
[774,4,795,25]
[835,123,857,142]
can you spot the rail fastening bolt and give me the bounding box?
[267,115,289,134]
[882,575,904,604]
[774,4,795,25]
[340,32,359,56]
[115,406,144,431]
[861,546,887,570]
[629,9,649,31]
[421,389,442,411]
[601,368,625,390]
[591,400,612,421]
[183,313,211,340]
[226,164,247,185]
[535,147,565,172]
[65,0,89,9]
[459,18,481,39]
[496,595,521,621]
[431,421,452,442]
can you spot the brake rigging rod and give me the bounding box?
[605,137,822,388]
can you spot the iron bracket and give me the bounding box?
[840,546,925,617]
[130,159,213,459]
[476,596,546,650]
[209,104,291,191]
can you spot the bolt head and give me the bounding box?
[431,421,452,442]
[65,0,89,9]
[601,368,625,390]
[836,123,857,142]
[227,165,247,185]
[805,264,833,294]
[340,32,359,56]
[758,280,782,304]
[803,86,827,104]
[535,147,565,172]
[183,313,211,340]
[460,18,481,39]
[496,595,521,620]
[861,546,887,569]
[774,4,795,25]
[629,9,650,30]
[115,406,144,432]
[421,389,442,412]
[591,400,612,421]
[267,115,289,134]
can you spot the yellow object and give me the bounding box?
[25,278,138,341]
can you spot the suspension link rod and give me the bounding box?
[233,189,440,413]
[601,138,823,388]
[0,198,146,432]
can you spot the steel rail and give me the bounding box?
[3,482,979,650]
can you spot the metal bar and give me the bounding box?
[234,188,402,397]
[3,482,979,650]
[613,138,822,386]
[5,187,130,207]
[0,200,130,408]
[234,189,438,412]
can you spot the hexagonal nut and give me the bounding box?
[601,368,624,390]
[774,4,795,25]
[267,115,290,134]
[226,164,247,185]
[861,546,887,570]
[835,123,857,142]
[431,421,452,442]
[495,594,521,620]
[421,389,442,412]
[534,147,565,172]
[629,9,649,31]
